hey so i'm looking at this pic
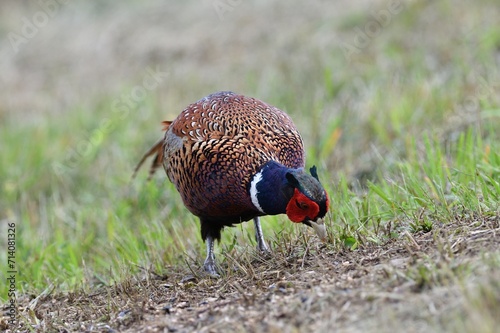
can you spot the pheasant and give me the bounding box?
[134,91,329,275]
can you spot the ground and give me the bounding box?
[6,215,499,332]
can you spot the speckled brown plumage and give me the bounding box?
[164,91,304,222]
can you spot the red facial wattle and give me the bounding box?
[286,188,320,223]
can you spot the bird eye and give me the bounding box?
[297,201,308,210]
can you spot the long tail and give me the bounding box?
[132,121,172,180]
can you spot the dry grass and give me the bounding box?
[4,213,499,332]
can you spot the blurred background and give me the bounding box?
[0,0,499,296]
[1,0,499,174]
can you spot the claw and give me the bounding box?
[202,260,220,278]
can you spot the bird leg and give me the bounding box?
[203,235,219,277]
[253,217,270,253]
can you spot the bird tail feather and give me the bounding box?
[132,121,172,180]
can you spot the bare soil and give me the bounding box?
[4,214,499,332]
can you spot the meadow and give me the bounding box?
[0,0,499,332]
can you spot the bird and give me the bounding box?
[134,91,330,276]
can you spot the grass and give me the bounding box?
[1,0,500,331]
[3,119,496,299]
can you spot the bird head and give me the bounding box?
[285,166,329,240]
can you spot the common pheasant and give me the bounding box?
[134,91,329,275]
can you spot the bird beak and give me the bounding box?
[308,219,327,241]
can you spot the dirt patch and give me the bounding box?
[4,214,499,332]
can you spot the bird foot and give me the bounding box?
[257,240,271,254]
[256,244,272,258]
[202,259,220,278]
